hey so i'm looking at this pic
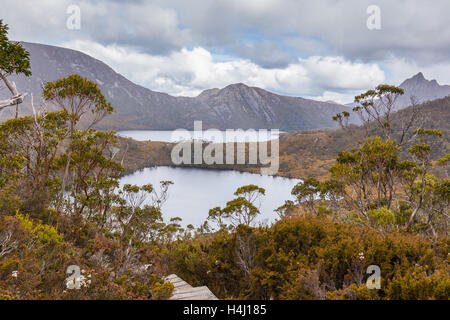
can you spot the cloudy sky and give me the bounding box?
[2,0,450,103]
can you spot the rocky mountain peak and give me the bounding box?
[222,83,252,92]
[393,72,450,108]
[0,41,361,130]
[412,72,425,80]
[400,72,439,89]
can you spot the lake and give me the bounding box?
[119,166,299,228]
[117,130,282,143]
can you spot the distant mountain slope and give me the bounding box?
[119,95,450,178]
[195,83,359,130]
[0,42,355,131]
[1,42,217,130]
[397,72,450,108]
[276,95,450,179]
[346,72,450,109]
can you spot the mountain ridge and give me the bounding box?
[0,42,356,131]
[397,72,450,108]
[345,72,450,108]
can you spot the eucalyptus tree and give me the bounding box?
[317,84,448,236]
[42,74,114,209]
[333,85,422,147]
[208,185,266,229]
[0,111,69,218]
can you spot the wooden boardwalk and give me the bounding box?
[165,274,218,300]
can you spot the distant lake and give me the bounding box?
[119,166,299,228]
[116,130,282,143]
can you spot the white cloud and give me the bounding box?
[3,0,450,96]
[1,0,190,54]
[304,91,362,104]
[3,0,450,66]
[63,40,385,103]
[79,1,191,54]
[168,0,450,64]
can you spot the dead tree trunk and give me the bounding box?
[0,73,26,114]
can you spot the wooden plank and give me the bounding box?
[165,274,218,300]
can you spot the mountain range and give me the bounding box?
[1,42,449,131]
[396,72,450,108]
[0,42,355,130]
[345,72,450,109]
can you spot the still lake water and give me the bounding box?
[117,130,281,143]
[119,166,299,228]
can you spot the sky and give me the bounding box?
[2,0,450,103]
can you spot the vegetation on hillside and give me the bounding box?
[119,94,449,180]
[0,20,448,300]
[161,85,448,300]
[166,215,449,300]
[0,21,176,299]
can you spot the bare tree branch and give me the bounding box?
[0,73,26,111]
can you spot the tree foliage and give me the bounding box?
[0,22,448,300]
[0,20,31,77]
